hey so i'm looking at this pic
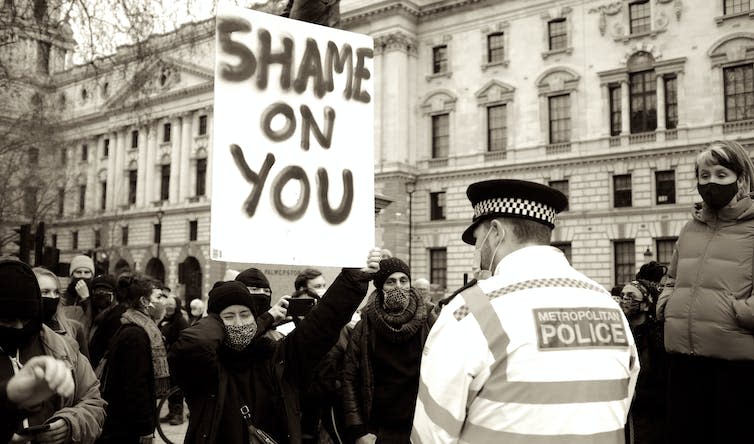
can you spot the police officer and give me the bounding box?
[412,179,639,443]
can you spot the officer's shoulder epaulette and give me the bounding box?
[434,279,478,315]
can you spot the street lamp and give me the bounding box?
[406,180,416,269]
[156,208,164,259]
[643,247,653,260]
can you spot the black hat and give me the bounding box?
[462,179,568,245]
[235,268,270,290]
[92,274,116,290]
[208,281,261,316]
[373,257,411,290]
[0,259,42,319]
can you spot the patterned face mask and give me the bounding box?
[223,320,258,351]
[383,288,410,312]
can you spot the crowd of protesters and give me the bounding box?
[2,140,753,444]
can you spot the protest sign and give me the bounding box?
[211,5,375,267]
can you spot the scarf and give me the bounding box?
[365,288,427,343]
[121,308,171,396]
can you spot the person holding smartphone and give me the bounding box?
[0,258,106,444]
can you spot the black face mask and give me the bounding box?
[92,290,113,311]
[0,321,40,355]
[42,297,59,324]
[697,182,739,210]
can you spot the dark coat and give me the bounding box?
[169,268,370,444]
[341,301,435,439]
[99,324,156,441]
[159,311,190,349]
[88,304,126,369]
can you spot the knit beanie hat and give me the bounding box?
[208,281,260,316]
[235,268,270,290]
[373,257,411,290]
[0,259,42,318]
[69,255,94,277]
[92,274,116,290]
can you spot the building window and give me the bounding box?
[548,18,567,51]
[609,84,622,136]
[629,1,651,35]
[78,185,86,214]
[153,223,161,244]
[72,231,78,250]
[37,41,50,75]
[430,191,446,221]
[163,122,171,143]
[614,240,636,286]
[487,33,505,63]
[432,45,448,74]
[664,75,678,130]
[61,148,67,166]
[94,229,101,248]
[131,130,139,149]
[724,0,751,14]
[24,186,37,217]
[103,138,110,158]
[100,181,107,210]
[613,174,632,208]
[57,188,64,216]
[189,220,198,241]
[548,180,569,211]
[128,170,137,205]
[656,170,676,205]
[630,70,657,133]
[199,115,208,135]
[724,64,754,122]
[121,226,129,246]
[81,144,88,162]
[28,147,39,165]
[51,234,57,248]
[431,113,449,159]
[552,242,572,264]
[160,165,170,201]
[429,248,447,290]
[548,94,571,144]
[655,237,677,269]
[487,104,507,152]
[196,158,207,197]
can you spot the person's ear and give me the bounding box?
[490,219,506,244]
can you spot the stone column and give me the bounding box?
[620,80,630,134]
[136,125,147,207]
[106,132,117,210]
[179,111,194,201]
[169,115,181,204]
[676,71,686,128]
[145,123,158,205]
[85,138,97,213]
[656,74,666,131]
[205,109,214,197]
[115,128,128,207]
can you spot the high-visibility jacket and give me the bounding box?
[412,246,639,444]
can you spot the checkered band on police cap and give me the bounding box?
[473,197,557,226]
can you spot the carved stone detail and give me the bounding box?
[588,2,623,36]
[374,31,418,56]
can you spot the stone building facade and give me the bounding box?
[4,0,754,300]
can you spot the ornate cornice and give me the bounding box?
[341,0,493,27]
[374,31,418,55]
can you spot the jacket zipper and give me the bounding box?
[688,219,718,355]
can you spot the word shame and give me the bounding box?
[217,17,373,103]
[534,307,629,350]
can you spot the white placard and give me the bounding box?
[211,5,375,267]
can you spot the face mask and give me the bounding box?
[472,225,503,280]
[42,297,59,323]
[313,288,327,298]
[0,321,40,355]
[92,290,113,311]
[145,298,166,322]
[383,288,411,312]
[223,321,257,351]
[697,182,739,210]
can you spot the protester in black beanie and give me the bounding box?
[235,268,273,316]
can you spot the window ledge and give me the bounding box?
[425,71,452,81]
[194,134,209,141]
[427,157,449,168]
[714,10,754,25]
[160,141,172,148]
[541,47,573,59]
[484,150,507,161]
[100,156,109,163]
[615,28,665,43]
[546,142,572,155]
[481,60,509,71]
[723,119,754,134]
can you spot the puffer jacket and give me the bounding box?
[662,196,754,360]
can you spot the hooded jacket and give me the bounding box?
[0,259,106,443]
[663,196,754,360]
[169,268,370,444]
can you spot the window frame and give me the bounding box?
[131,130,139,149]
[548,18,568,51]
[629,69,657,133]
[163,122,172,143]
[664,74,678,130]
[548,180,570,211]
[613,174,633,208]
[614,240,636,286]
[121,225,129,246]
[548,93,572,144]
[655,237,678,269]
[431,113,450,159]
[609,83,622,136]
[432,45,448,74]
[72,231,78,250]
[487,104,507,152]
[655,170,676,205]
[160,164,170,201]
[429,247,448,291]
[723,63,754,123]
[429,191,446,221]
[198,115,208,136]
[724,0,751,15]
[100,180,107,210]
[487,32,505,64]
[629,0,651,35]
[128,170,137,205]
[196,158,207,197]
[78,184,86,214]
[189,220,198,242]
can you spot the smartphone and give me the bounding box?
[20,423,51,435]
[288,297,316,317]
